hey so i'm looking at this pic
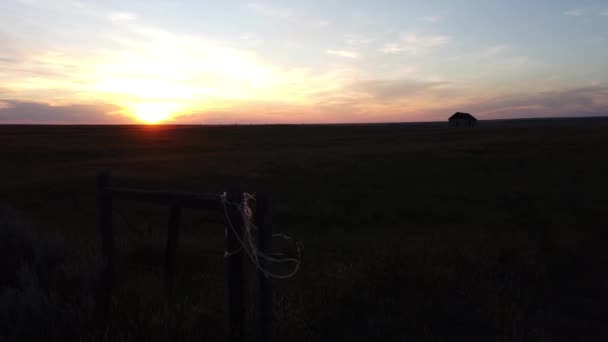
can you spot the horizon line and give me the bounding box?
[1,115,607,126]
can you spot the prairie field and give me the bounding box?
[1,118,608,341]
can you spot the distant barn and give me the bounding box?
[449,112,477,127]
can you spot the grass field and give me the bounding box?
[1,118,608,341]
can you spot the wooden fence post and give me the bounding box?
[254,193,272,342]
[165,204,181,295]
[93,174,274,340]
[96,171,114,326]
[225,190,245,342]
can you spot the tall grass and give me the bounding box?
[1,122,607,341]
[2,204,602,341]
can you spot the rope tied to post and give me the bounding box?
[220,192,301,280]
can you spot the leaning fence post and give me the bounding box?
[96,171,114,326]
[225,190,246,342]
[254,193,272,342]
[165,203,181,294]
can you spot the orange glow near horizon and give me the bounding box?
[1,2,607,124]
[130,102,183,124]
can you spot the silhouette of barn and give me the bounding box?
[449,112,477,127]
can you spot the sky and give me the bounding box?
[1,0,607,124]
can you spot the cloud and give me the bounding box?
[397,66,419,74]
[381,32,449,54]
[467,85,608,119]
[2,84,606,124]
[303,77,459,123]
[0,100,11,109]
[1,19,373,123]
[108,11,138,22]
[327,50,360,59]
[139,84,608,123]
[312,20,331,28]
[0,49,105,102]
[381,43,406,54]
[0,56,18,64]
[3,2,606,125]
[0,32,38,67]
[346,78,449,100]
[444,44,535,77]
[70,1,89,10]
[419,15,444,23]
[564,9,584,16]
[0,100,129,124]
[246,3,293,18]
[344,34,374,46]
[239,32,264,46]
[160,1,180,7]
[482,44,509,55]
[16,0,41,5]
[601,11,608,16]
[310,80,608,123]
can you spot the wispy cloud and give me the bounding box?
[397,66,419,75]
[246,3,293,18]
[0,49,103,101]
[108,11,137,22]
[327,50,360,59]
[481,44,510,57]
[419,15,444,23]
[344,34,374,46]
[239,32,264,45]
[564,9,584,16]
[312,20,331,28]
[70,1,88,10]
[0,56,18,64]
[381,32,449,54]
[16,0,41,5]
[380,43,404,54]
[4,0,608,124]
[445,44,531,71]
[347,78,447,100]
[469,86,608,119]
[2,20,377,122]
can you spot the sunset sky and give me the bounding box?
[1,0,607,124]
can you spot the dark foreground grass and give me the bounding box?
[1,119,608,341]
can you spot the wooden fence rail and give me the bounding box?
[96,171,272,342]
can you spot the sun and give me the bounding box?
[131,102,179,124]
